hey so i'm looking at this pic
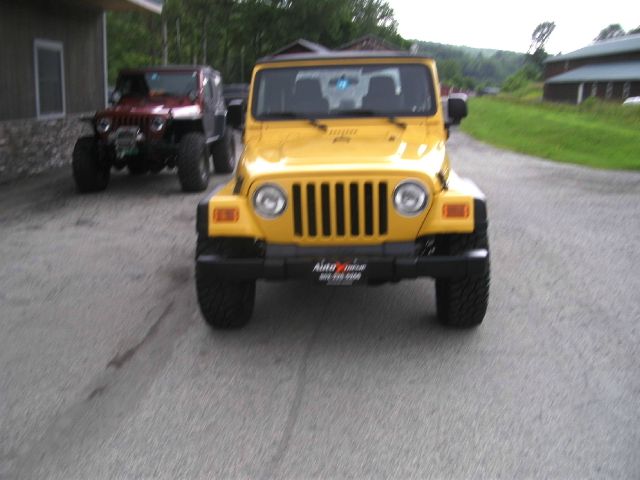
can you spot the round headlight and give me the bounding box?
[150,116,166,132]
[253,184,287,218]
[393,180,428,216]
[96,117,111,134]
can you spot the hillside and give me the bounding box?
[412,40,524,88]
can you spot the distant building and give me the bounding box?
[543,34,640,104]
[270,34,403,57]
[271,39,330,56]
[0,0,162,182]
[338,34,402,52]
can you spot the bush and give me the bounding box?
[501,65,540,93]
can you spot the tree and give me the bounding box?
[594,24,625,41]
[107,0,405,83]
[529,21,555,54]
[628,25,640,35]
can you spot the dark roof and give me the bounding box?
[257,50,429,64]
[338,34,401,51]
[271,39,330,56]
[119,65,219,74]
[82,0,163,13]
[545,34,640,63]
[546,61,640,83]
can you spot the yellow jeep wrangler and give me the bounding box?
[195,51,489,329]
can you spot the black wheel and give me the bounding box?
[211,128,236,174]
[72,136,110,193]
[177,132,209,192]
[196,237,256,329]
[435,228,490,328]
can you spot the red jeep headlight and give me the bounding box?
[150,116,166,132]
[96,117,111,134]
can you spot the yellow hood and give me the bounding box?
[238,129,449,188]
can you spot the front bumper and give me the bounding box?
[100,139,177,156]
[196,245,488,281]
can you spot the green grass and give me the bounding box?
[461,96,640,170]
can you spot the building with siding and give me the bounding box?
[0,0,162,182]
[543,34,640,104]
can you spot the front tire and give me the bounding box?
[435,229,490,328]
[177,132,209,192]
[72,136,110,193]
[196,237,256,329]
[211,128,236,174]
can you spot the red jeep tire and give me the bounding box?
[72,137,110,193]
[212,129,236,174]
[177,132,209,192]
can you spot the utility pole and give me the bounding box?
[162,20,168,65]
[202,17,208,65]
[240,47,244,83]
[176,17,181,63]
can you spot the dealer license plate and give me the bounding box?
[312,259,367,286]
[114,127,139,156]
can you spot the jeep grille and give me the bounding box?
[292,181,388,238]
[112,116,150,134]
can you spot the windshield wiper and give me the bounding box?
[336,109,407,130]
[261,112,327,132]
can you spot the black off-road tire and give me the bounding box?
[177,132,209,192]
[72,136,110,193]
[211,128,236,174]
[196,237,256,329]
[435,228,490,328]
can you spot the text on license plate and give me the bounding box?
[312,259,367,285]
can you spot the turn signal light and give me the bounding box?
[443,203,469,218]
[213,208,239,222]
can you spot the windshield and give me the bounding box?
[116,71,199,98]
[252,63,436,120]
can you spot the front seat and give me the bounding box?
[362,76,400,112]
[292,79,329,115]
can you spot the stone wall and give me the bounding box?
[0,115,93,183]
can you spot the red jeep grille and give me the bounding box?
[112,116,150,134]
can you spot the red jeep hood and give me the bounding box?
[108,96,198,116]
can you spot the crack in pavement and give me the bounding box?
[107,301,173,370]
[260,289,336,480]
[7,298,188,479]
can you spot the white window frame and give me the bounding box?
[34,38,66,120]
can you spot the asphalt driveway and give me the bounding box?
[1,131,638,479]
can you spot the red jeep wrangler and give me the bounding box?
[72,66,235,192]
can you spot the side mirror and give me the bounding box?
[227,101,245,129]
[109,90,122,105]
[447,97,468,125]
[188,89,199,102]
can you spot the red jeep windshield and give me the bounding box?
[252,63,436,120]
[116,71,199,98]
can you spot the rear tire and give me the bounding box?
[435,229,490,328]
[196,237,256,329]
[72,136,110,193]
[211,129,236,174]
[177,132,209,192]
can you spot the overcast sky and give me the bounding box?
[388,0,640,54]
